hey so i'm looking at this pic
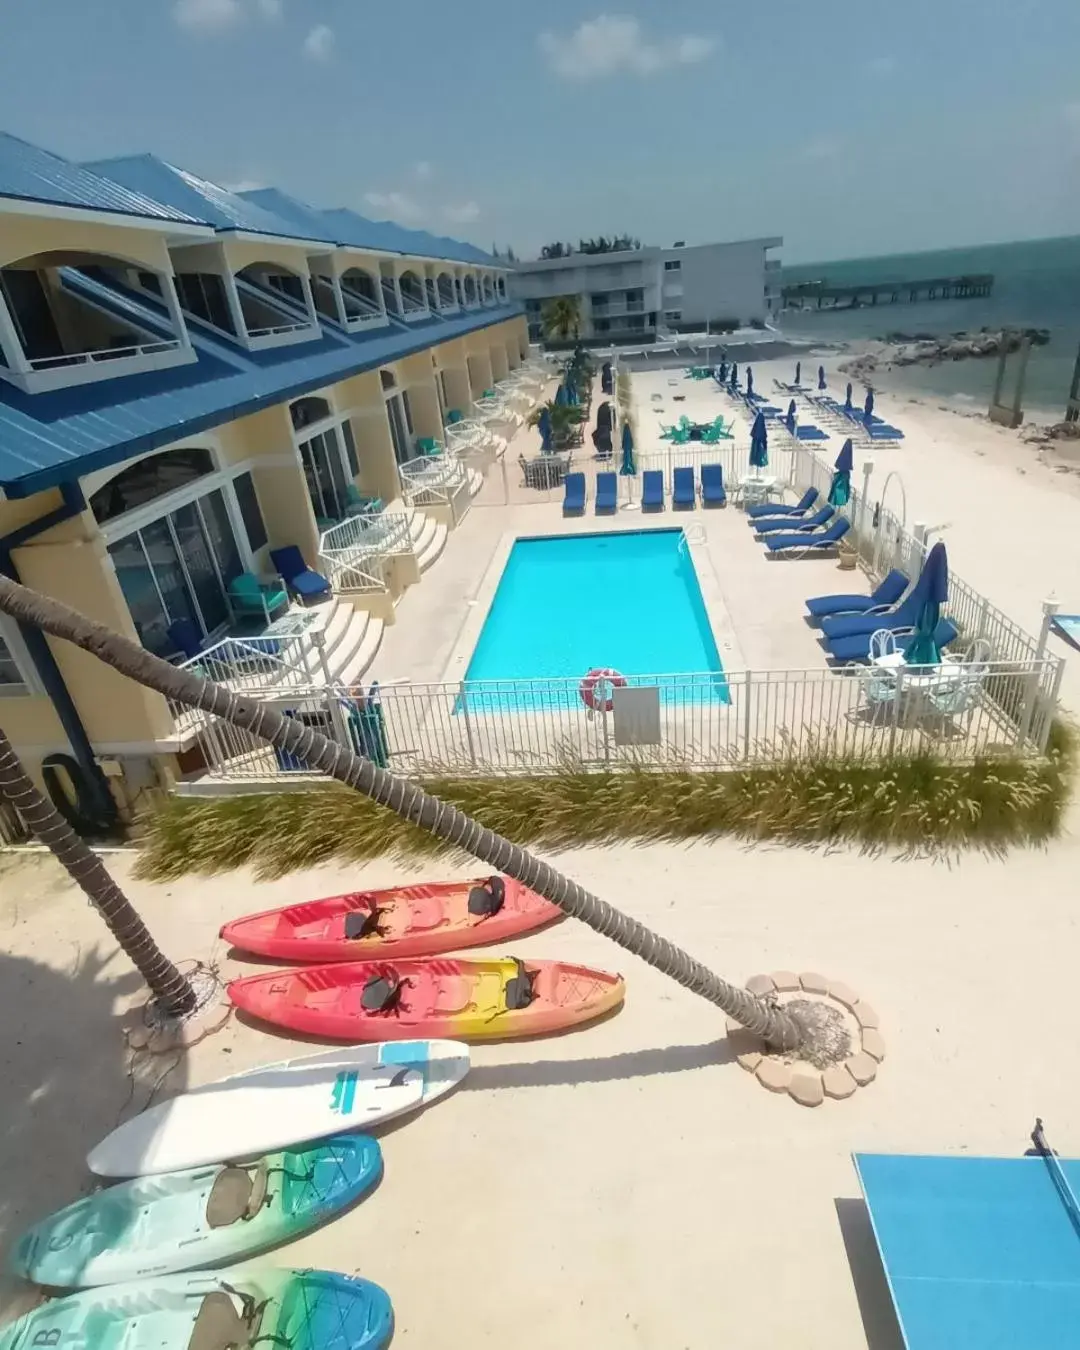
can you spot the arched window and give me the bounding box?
[290,396,333,432]
[90,447,215,525]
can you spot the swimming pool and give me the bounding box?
[462,529,728,705]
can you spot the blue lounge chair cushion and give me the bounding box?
[829,618,958,664]
[746,487,816,519]
[641,470,664,511]
[805,569,909,620]
[763,518,851,553]
[867,424,904,440]
[269,546,331,599]
[700,464,726,506]
[820,576,928,640]
[595,471,618,513]
[795,425,830,441]
[672,466,696,507]
[563,471,586,515]
[755,506,834,536]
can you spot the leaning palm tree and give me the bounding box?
[541,295,582,343]
[0,575,807,1052]
[0,726,196,1017]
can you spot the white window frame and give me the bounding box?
[664,310,682,322]
[0,614,43,697]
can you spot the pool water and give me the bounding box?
[463,529,728,704]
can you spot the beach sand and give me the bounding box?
[2,360,1079,1346]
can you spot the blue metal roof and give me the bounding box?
[240,188,347,248]
[0,132,207,226]
[83,155,333,245]
[0,301,524,495]
[320,207,495,267]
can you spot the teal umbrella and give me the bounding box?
[904,543,949,666]
[619,422,636,475]
[828,438,853,506]
[749,412,768,468]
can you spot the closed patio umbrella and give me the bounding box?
[785,400,797,435]
[795,361,802,386]
[538,406,553,452]
[845,382,853,412]
[746,366,754,398]
[818,365,827,390]
[749,411,768,469]
[554,383,568,406]
[864,389,875,421]
[828,438,854,506]
[596,401,613,431]
[904,543,949,666]
[718,359,728,381]
[620,422,636,476]
[730,362,739,389]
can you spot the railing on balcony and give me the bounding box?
[339,281,389,327]
[398,451,469,509]
[319,509,416,594]
[401,295,429,322]
[29,337,182,371]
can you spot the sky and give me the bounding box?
[0,0,1077,264]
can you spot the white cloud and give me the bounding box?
[803,136,842,161]
[539,15,715,80]
[173,0,243,33]
[414,161,433,181]
[255,0,283,18]
[302,23,334,61]
[867,55,897,76]
[443,201,481,225]
[364,190,422,221]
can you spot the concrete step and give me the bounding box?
[418,520,448,573]
[335,615,385,688]
[467,467,484,497]
[327,606,375,680]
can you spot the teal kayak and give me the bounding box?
[0,1268,393,1350]
[10,1133,381,1288]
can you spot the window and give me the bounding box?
[625,288,644,303]
[0,625,33,696]
[664,260,682,272]
[138,271,163,296]
[290,396,332,432]
[175,273,236,335]
[233,472,268,552]
[341,420,360,478]
[265,272,306,305]
[90,447,215,525]
[664,310,682,322]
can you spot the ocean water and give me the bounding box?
[462,530,728,708]
[780,236,1080,416]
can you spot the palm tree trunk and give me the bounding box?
[0,575,803,1051]
[0,726,196,1017]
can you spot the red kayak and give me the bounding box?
[228,956,626,1041]
[221,875,562,962]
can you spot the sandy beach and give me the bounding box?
[2,357,1080,1348]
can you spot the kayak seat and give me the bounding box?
[361,975,404,1013]
[243,1161,269,1220]
[206,1167,255,1229]
[188,1293,251,1350]
[344,906,385,940]
[504,959,537,1011]
[468,875,506,918]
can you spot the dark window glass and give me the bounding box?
[175,273,235,334]
[0,268,64,361]
[90,448,215,525]
[379,369,396,391]
[290,396,332,431]
[138,271,163,294]
[233,472,268,552]
[265,272,305,304]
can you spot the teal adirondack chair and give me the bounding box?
[228,572,288,624]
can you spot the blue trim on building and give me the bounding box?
[0,303,524,496]
[0,132,206,225]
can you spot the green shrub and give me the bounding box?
[137,733,1074,880]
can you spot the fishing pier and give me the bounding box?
[782,273,994,312]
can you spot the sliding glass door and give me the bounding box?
[107,490,246,659]
[299,428,350,523]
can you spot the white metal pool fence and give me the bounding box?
[176,654,1059,790]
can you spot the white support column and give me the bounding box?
[392,272,404,318]
[299,274,319,330]
[159,272,194,353]
[223,272,250,343]
[0,288,32,375]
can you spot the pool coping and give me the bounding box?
[438,519,748,687]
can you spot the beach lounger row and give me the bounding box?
[803,562,962,662]
[562,466,728,516]
[746,498,852,556]
[806,396,904,443]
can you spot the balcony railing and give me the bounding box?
[319,509,416,595]
[29,337,182,371]
[398,451,468,509]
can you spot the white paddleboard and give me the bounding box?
[88,1039,469,1176]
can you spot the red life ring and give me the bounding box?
[579,667,627,713]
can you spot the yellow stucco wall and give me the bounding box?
[0,217,175,272]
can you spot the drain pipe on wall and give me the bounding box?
[0,481,117,827]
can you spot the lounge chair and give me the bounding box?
[829,618,958,665]
[747,487,817,520]
[794,425,830,442]
[228,572,288,624]
[805,569,909,621]
[595,471,618,514]
[562,471,586,515]
[700,464,727,507]
[820,573,929,641]
[168,618,205,662]
[762,517,851,555]
[672,466,696,509]
[754,506,834,536]
[269,546,331,602]
[641,470,665,512]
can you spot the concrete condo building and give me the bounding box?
[514,237,783,344]
[0,132,527,825]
